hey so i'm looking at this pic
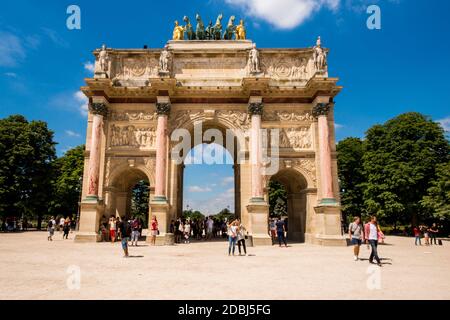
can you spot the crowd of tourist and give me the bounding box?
[170,216,233,244]
[413,223,441,246]
[46,216,72,241]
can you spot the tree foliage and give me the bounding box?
[338,112,449,226]
[131,180,150,226]
[52,145,85,218]
[268,180,287,217]
[0,115,56,226]
[337,137,365,222]
[421,161,450,220]
[182,209,205,221]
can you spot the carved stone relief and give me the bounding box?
[261,55,312,80]
[112,56,158,80]
[109,124,156,148]
[263,110,314,122]
[110,111,157,121]
[277,127,312,150]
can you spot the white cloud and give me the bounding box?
[188,185,213,193]
[225,0,340,29]
[4,72,17,78]
[65,130,81,137]
[41,27,69,48]
[437,117,450,132]
[335,123,344,130]
[74,91,89,116]
[184,187,235,215]
[221,176,234,186]
[84,61,95,73]
[0,31,26,67]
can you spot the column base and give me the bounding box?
[74,232,101,243]
[150,200,170,237]
[146,233,175,246]
[312,204,346,247]
[319,198,339,206]
[152,195,168,202]
[251,234,272,246]
[246,200,269,246]
[305,233,347,246]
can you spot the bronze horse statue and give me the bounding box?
[223,15,236,40]
[183,16,195,40]
[195,14,206,40]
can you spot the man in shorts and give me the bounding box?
[118,218,131,257]
[349,216,364,261]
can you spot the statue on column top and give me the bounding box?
[249,43,261,74]
[159,45,171,75]
[95,44,109,78]
[313,36,327,73]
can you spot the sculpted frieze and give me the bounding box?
[109,124,156,148]
[279,127,313,150]
[263,110,314,122]
[110,111,157,121]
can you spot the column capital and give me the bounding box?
[156,102,171,116]
[312,103,331,118]
[89,102,109,117]
[248,102,264,116]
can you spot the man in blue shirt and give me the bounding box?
[276,218,287,247]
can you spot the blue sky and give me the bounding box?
[1,0,449,214]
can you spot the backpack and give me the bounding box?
[48,220,53,228]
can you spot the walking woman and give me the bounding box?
[236,219,247,256]
[150,216,158,246]
[364,216,382,267]
[227,220,238,256]
[63,217,71,240]
[183,219,191,244]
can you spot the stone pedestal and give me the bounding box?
[247,201,271,246]
[74,199,102,242]
[147,200,171,245]
[312,205,346,246]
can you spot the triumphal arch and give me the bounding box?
[76,15,346,246]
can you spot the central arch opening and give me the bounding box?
[179,142,238,241]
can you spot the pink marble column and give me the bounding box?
[249,102,264,201]
[154,102,171,201]
[313,103,336,203]
[87,103,108,198]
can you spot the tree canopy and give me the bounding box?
[0,115,56,227]
[338,112,449,226]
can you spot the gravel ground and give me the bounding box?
[0,231,449,300]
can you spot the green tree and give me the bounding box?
[273,198,287,218]
[363,112,449,226]
[131,180,150,227]
[421,161,450,220]
[0,115,56,228]
[214,207,235,221]
[268,180,287,217]
[182,209,205,221]
[337,137,365,222]
[52,145,85,219]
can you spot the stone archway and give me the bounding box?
[169,115,247,221]
[104,165,152,222]
[269,168,309,242]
